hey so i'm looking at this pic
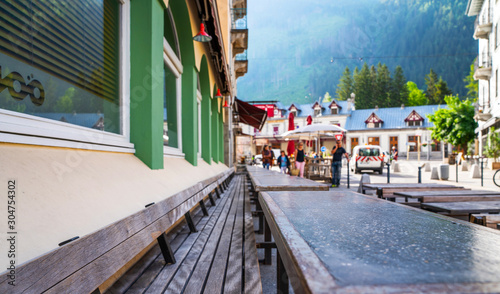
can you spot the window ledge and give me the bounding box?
[163,146,185,158]
[0,109,134,152]
[0,132,135,153]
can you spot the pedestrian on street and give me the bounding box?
[262,145,272,170]
[294,142,306,177]
[392,146,398,161]
[277,150,290,174]
[331,140,349,187]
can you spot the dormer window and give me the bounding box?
[365,112,383,128]
[328,101,342,115]
[312,102,323,117]
[405,110,424,127]
[288,104,298,118]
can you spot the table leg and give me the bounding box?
[264,218,272,265]
[256,197,264,234]
[277,251,289,294]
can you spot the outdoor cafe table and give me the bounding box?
[247,169,330,192]
[421,201,500,215]
[394,190,500,203]
[259,190,500,293]
[362,183,466,202]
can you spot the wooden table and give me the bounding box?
[362,183,467,202]
[394,190,500,203]
[246,165,329,264]
[248,171,329,192]
[259,190,500,293]
[422,201,500,215]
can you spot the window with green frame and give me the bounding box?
[163,7,180,149]
[0,0,121,133]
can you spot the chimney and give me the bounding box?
[401,104,405,109]
[348,93,355,111]
[375,105,378,111]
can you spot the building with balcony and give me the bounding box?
[467,0,500,155]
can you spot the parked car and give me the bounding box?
[254,154,262,165]
[350,145,385,174]
[381,150,391,164]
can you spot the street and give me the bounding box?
[268,159,500,192]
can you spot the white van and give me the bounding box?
[350,145,385,174]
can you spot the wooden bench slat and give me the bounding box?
[244,179,263,294]
[223,178,245,293]
[146,185,234,293]
[421,195,500,203]
[183,177,242,293]
[204,177,244,292]
[116,204,212,294]
[163,180,238,293]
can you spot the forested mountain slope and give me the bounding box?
[238,0,476,104]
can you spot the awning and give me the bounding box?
[234,98,268,131]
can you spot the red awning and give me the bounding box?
[234,98,268,131]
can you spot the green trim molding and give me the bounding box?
[211,96,219,163]
[130,0,164,169]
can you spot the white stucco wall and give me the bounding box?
[0,143,229,267]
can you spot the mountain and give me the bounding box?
[237,0,477,104]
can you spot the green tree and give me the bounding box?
[374,63,392,108]
[353,63,373,109]
[55,87,75,113]
[391,66,409,107]
[322,92,332,102]
[335,67,353,101]
[425,68,439,102]
[407,81,428,106]
[464,60,478,101]
[484,127,500,162]
[427,95,477,153]
[425,69,452,104]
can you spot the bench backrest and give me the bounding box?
[0,169,234,294]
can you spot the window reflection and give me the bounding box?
[164,66,177,148]
[0,0,121,133]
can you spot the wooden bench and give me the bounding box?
[0,169,239,294]
[470,214,500,229]
[104,174,262,293]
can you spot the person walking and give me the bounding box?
[331,140,349,187]
[262,145,272,170]
[294,142,306,178]
[392,146,398,161]
[277,150,290,174]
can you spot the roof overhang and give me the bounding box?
[195,0,232,95]
[466,0,485,16]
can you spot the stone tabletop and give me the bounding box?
[259,190,500,293]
